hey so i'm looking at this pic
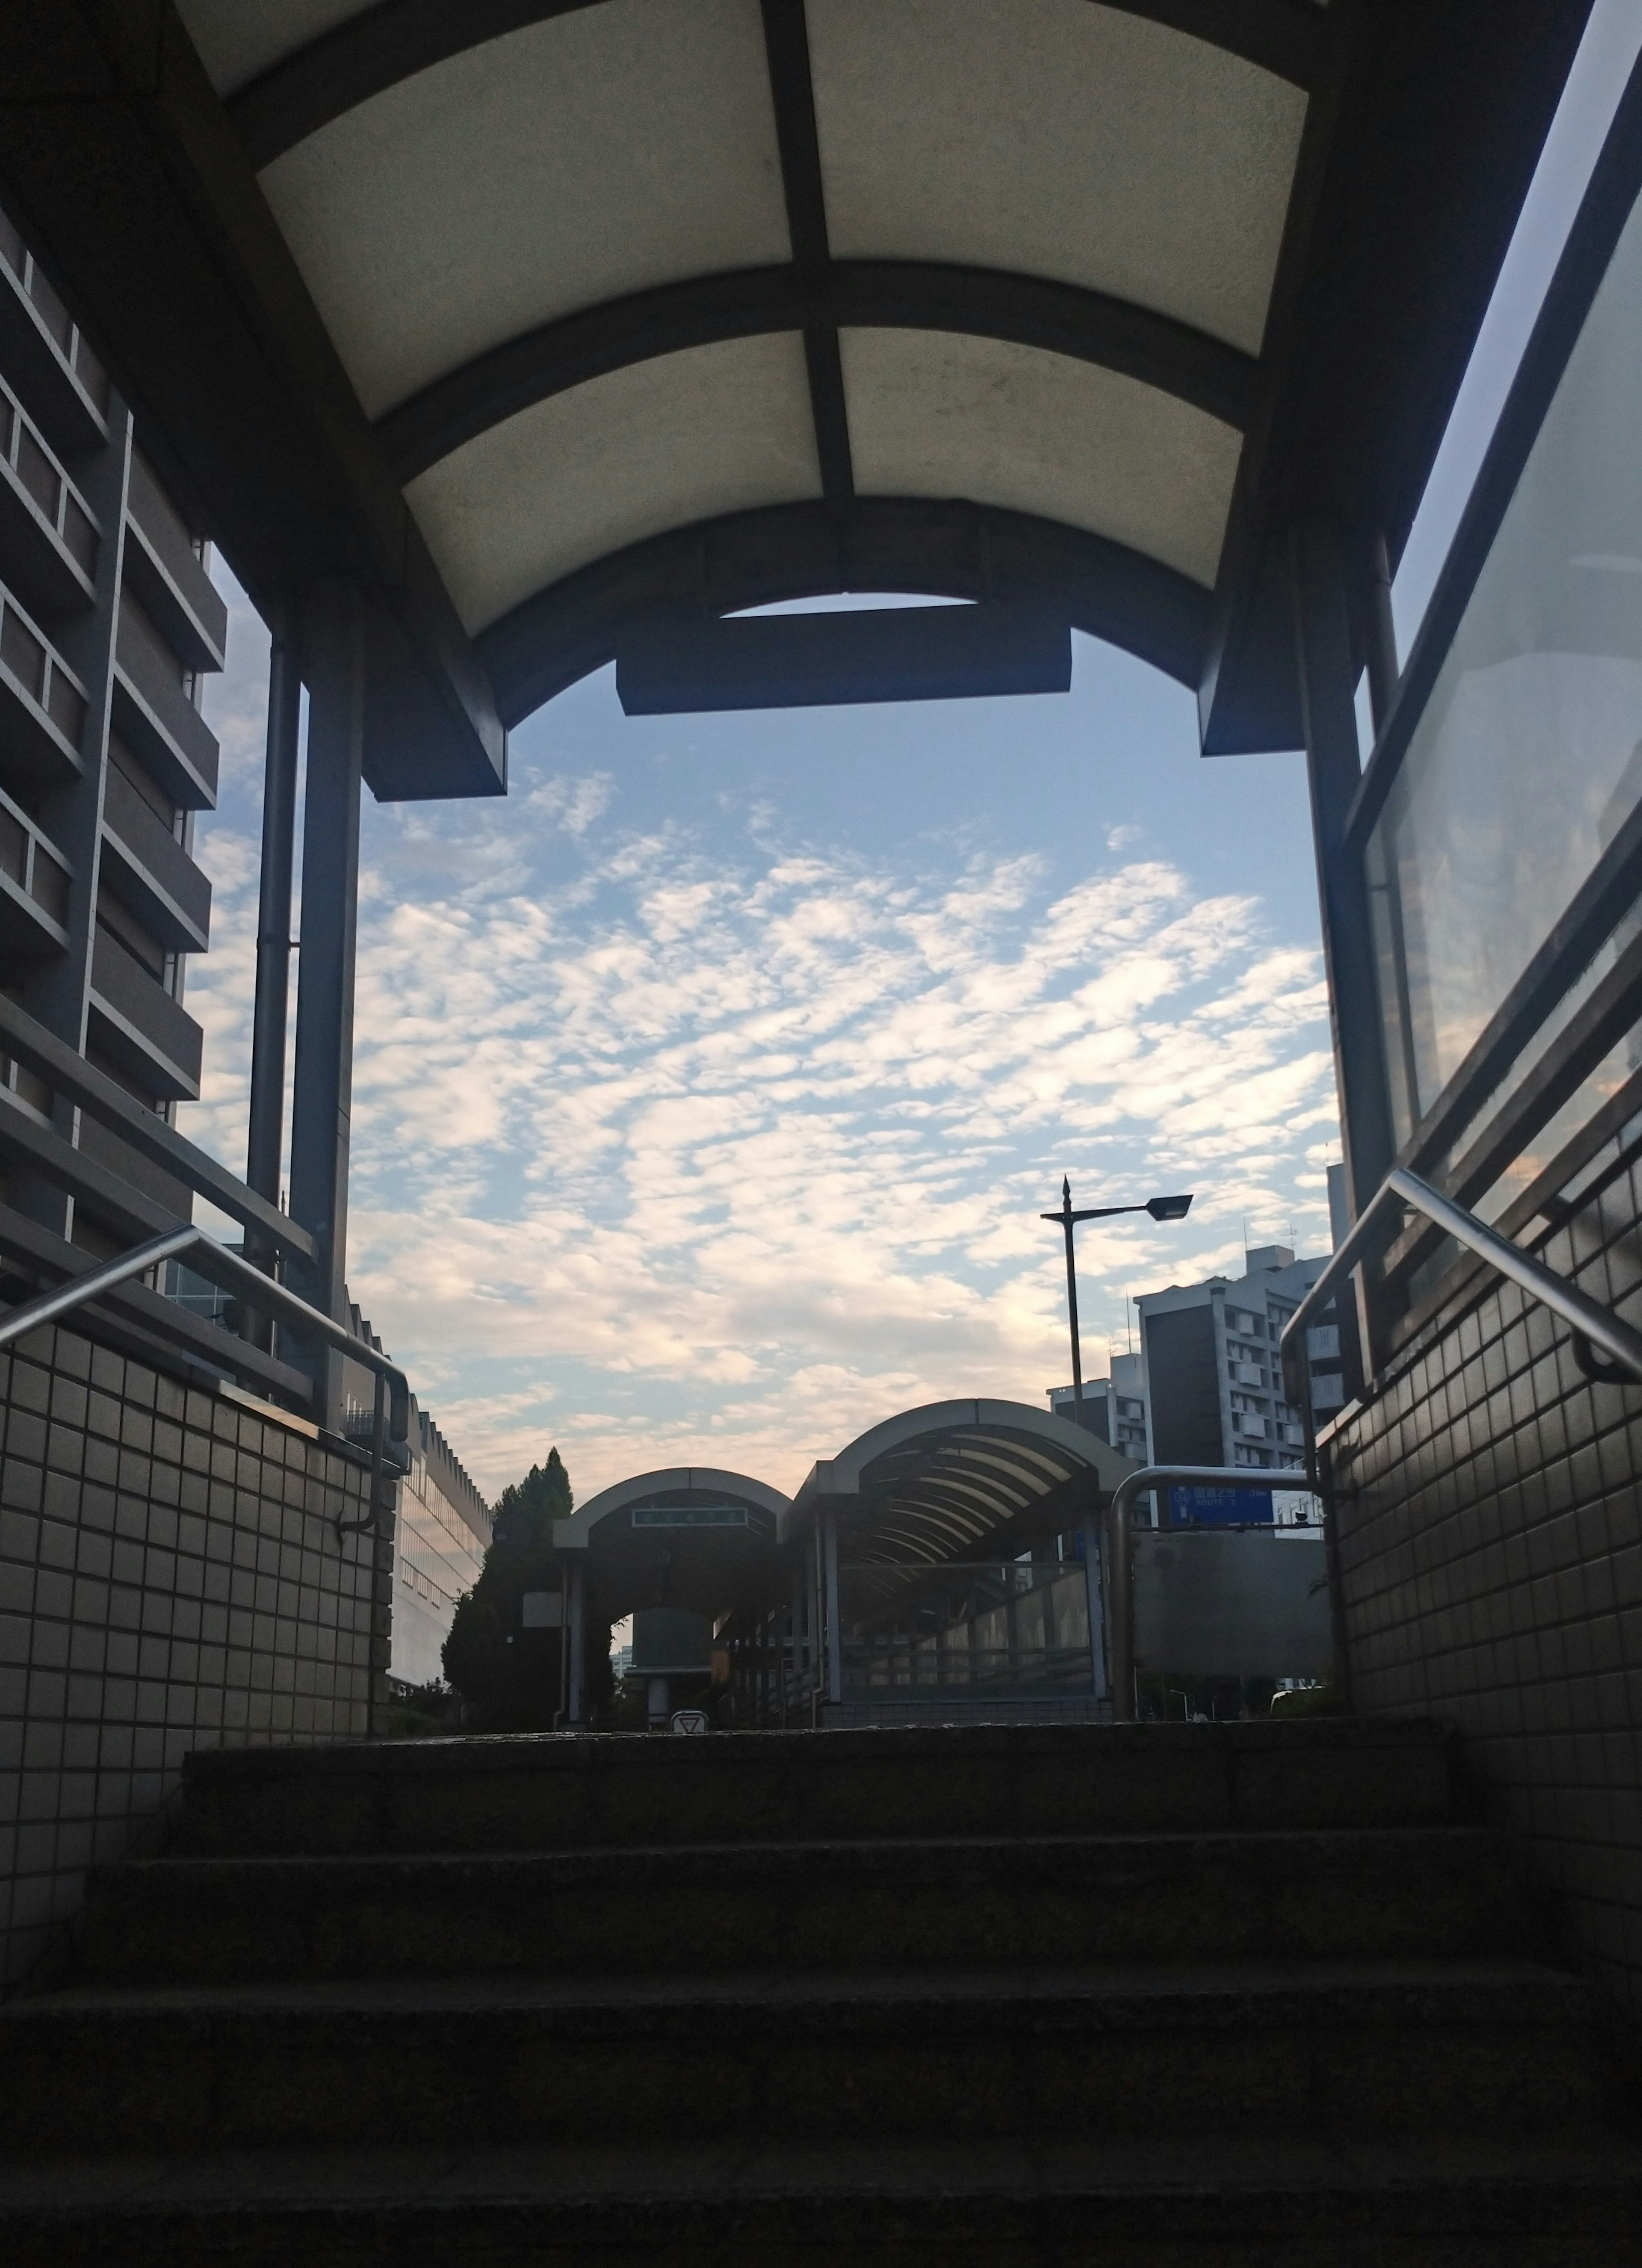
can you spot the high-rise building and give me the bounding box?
[1136,1247,1345,1516]
[1046,1350,1149,1462]
[0,202,221,1240]
[0,202,488,1684]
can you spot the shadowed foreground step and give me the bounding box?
[79,1825,1532,1982]
[2,1721,1639,2263]
[3,2135,1642,2266]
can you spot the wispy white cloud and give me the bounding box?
[188,574,1338,1502]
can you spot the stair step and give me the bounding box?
[0,1962,1600,2152]
[175,1721,1457,1856]
[2,2132,1639,2265]
[79,1826,1530,1984]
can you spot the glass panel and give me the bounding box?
[1370,187,1642,1147]
[837,1559,1095,1693]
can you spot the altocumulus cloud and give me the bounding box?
[185,576,1338,1500]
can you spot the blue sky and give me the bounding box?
[182,0,1642,1505]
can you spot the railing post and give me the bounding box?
[823,1507,842,1706]
[286,581,364,1426]
[1105,1491,1135,1722]
[1081,1517,1108,1704]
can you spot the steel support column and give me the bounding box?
[1291,522,1396,1223]
[286,583,364,1423]
[1363,530,1400,738]
[242,624,302,1342]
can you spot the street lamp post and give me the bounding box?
[1042,1178,1193,1412]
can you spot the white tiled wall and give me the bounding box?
[0,1321,383,1988]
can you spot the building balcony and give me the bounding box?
[123,454,225,675]
[0,783,68,957]
[99,760,211,954]
[75,1108,195,1224]
[112,603,218,811]
[0,578,87,786]
[0,379,98,618]
[87,924,202,1104]
[0,211,109,460]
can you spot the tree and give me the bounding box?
[443,1449,577,1730]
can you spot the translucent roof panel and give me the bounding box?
[842,329,1241,587]
[809,0,1306,356]
[259,0,791,417]
[406,333,823,632]
[155,2,1344,728]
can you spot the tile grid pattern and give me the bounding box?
[0,1321,384,1989]
[1327,1156,1642,2024]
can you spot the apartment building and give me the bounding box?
[1046,1350,1149,1462]
[0,201,220,1250]
[1136,1246,1346,1516]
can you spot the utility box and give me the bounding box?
[1132,1530,1331,1679]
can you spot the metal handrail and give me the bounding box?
[1277,1162,1642,1410]
[0,991,316,1264]
[1266,1162,1642,1717]
[1102,1466,1322,1724]
[0,1223,409,1542]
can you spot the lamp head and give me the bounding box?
[1146,1193,1193,1222]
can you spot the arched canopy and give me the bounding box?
[555,1464,787,1623]
[0,4,1594,783]
[177,0,1306,715]
[787,1398,1134,1567]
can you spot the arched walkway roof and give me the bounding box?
[553,1464,787,1623]
[186,0,1300,708]
[787,1397,1133,1565]
[0,4,1592,785]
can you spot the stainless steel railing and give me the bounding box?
[1277,1162,1642,1414]
[1263,1161,1642,1712]
[1102,1465,1321,1723]
[0,1222,409,1541]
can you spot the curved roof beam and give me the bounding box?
[377,262,1255,484]
[229,0,1326,170]
[475,496,1213,726]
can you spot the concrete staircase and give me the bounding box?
[1,1719,1639,2262]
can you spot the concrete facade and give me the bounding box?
[0,202,223,1237]
[1137,1247,1344,1480]
[1048,1352,1149,1462]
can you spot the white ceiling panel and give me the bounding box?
[809,0,1306,356]
[406,334,822,632]
[260,0,791,419]
[176,1,375,96]
[840,329,1240,586]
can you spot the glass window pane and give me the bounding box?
[1370,186,1642,1142]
